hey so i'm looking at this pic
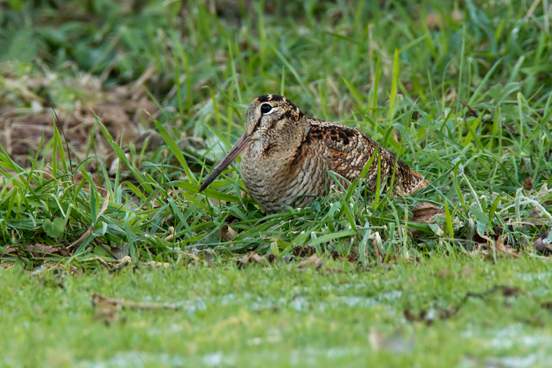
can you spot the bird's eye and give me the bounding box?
[260,103,273,114]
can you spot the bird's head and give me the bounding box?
[199,94,308,191]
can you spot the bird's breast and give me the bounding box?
[240,145,328,212]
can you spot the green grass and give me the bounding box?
[0,0,551,366]
[0,0,550,261]
[2,255,552,367]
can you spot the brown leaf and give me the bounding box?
[412,202,444,223]
[478,234,519,258]
[91,293,122,325]
[109,255,132,272]
[0,67,158,167]
[237,252,267,268]
[1,246,19,255]
[494,234,518,257]
[500,286,521,297]
[26,243,69,257]
[220,224,238,242]
[91,292,181,325]
[266,254,277,263]
[297,254,323,270]
[403,308,434,325]
[292,245,316,258]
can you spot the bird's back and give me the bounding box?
[305,119,428,195]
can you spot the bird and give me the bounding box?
[199,94,428,212]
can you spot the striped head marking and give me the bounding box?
[199,94,306,191]
[245,94,304,136]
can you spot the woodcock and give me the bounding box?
[199,94,428,212]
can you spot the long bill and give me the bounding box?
[199,134,250,192]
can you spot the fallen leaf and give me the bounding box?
[495,235,518,257]
[91,293,122,325]
[477,234,519,258]
[237,252,267,268]
[109,255,132,272]
[412,202,444,223]
[26,243,69,257]
[297,254,323,270]
[91,292,182,325]
[1,246,18,255]
[292,245,316,258]
[500,286,522,297]
[220,224,238,242]
[0,67,158,168]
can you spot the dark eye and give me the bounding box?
[260,103,272,114]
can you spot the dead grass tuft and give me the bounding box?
[0,64,158,165]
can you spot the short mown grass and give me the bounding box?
[2,255,552,367]
[0,1,551,366]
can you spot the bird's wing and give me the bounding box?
[307,120,428,195]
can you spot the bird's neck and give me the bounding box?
[242,130,306,177]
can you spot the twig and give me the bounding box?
[91,293,182,311]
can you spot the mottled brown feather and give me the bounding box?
[306,120,428,195]
[201,95,428,212]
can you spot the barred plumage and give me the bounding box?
[200,94,428,212]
